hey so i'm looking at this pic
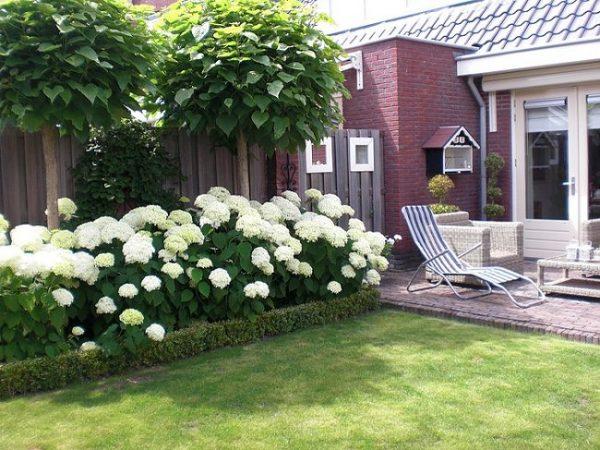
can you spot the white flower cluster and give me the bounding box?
[141,275,161,292]
[251,247,274,275]
[209,268,231,289]
[52,288,74,307]
[244,281,270,299]
[58,197,77,221]
[145,323,166,342]
[118,283,138,299]
[122,232,155,264]
[96,296,117,314]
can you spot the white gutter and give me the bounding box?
[466,76,486,219]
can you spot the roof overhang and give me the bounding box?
[457,38,600,77]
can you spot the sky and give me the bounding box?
[315,0,473,32]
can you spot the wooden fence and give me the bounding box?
[297,129,384,231]
[0,127,269,226]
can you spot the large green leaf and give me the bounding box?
[251,111,269,129]
[267,80,284,98]
[76,83,99,104]
[216,114,237,136]
[175,87,195,105]
[42,85,64,103]
[76,46,100,63]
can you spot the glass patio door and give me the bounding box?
[578,86,600,224]
[515,88,580,258]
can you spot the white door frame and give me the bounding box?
[514,86,580,258]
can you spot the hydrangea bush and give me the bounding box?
[0,188,394,362]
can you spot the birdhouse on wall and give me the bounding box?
[423,126,479,176]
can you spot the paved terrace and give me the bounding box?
[380,261,600,344]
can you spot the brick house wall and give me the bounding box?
[343,38,481,253]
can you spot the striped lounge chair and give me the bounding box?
[402,205,544,309]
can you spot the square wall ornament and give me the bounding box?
[349,137,374,172]
[305,137,333,173]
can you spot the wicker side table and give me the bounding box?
[537,256,600,298]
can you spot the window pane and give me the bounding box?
[525,104,568,220]
[588,98,600,219]
[311,144,328,166]
[355,144,369,164]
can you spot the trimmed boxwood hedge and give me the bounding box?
[0,288,379,399]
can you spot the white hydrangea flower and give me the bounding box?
[286,237,302,254]
[260,202,284,223]
[72,326,84,336]
[285,258,301,275]
[352,239,372,256]
[323,226,348,248]
[194,193,218,209]
[209,268,231,289]
[142,205,169,227]
[251,247,271,269]
[118,283,139,299]
[0,245,23,269]
[120,208,145,230]
[72,251,100,285]
[10,224,49,251]
[94,253,115,268]
[201,201,230,228]
[261,263,274,276]
[168,209,193,225]
[74,222,102,250]
[341,205,355,217]
[348,218,366,231]
[317,194,344,219]
[158,248,177,262]
[327,281,342,294]
[52,288,74,307]
[57,197,77,220]
[294,220,322,242]
[161,262,184,279]
[207,186,231,201]
[347,228,364,241]
[274,245,294,262]
[365,269,381,286]
[196,257,213,269]
[235,214,263,239]
[281,190,302,207]
[164,234,188,255]
[49,230,75,249]
[101,221,135,244]
[244,281,270,298]
[0,214,9,233]
[141,275,162,292]
[271,196,302,222]
[146,323,166,342]
[225,195,251,213]
[96,296,117,314]
[298,261,313,277]
[365,231,387,255]
[122,233,155,264]
[80,341,98,352]
[349,252,367,269]
[157,218,177,231]
[368,254,389,272]
[341,265,356,278]
[119,308,144,326]
[93,216,118,231]
[268,224,291,245]
[167,223,204,245]
[305,188,323,201]
[0,233,7,246]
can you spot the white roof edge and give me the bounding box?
[457,39,600,77]
[341,34,478,52]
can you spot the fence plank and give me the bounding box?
[196,134,216,194]
[347,129,362,220]
[372,130,384,232]
[178,132,195,199]
[297,148,307,200]
[24,132,45,224]
[0,128,28,224]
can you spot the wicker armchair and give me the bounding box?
[427,211,524,283]
[582,218,600,246]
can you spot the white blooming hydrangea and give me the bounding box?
[10,225,49,251]
[317,194,344,219]
[327,281,342,294]
[120,208,145,230]
[285,258,300,275]
[268,224,291,245]
[270,196,302,222]
[305,188,323,201]
[365,231,387,255]
[280,190,302,206]
[352,239,372,256]
[0,245,22,270]
[0,233,7,246]
[348,218,366,232]
[235,214,263,239]
[274,245,294,262]
[95,253,115,268]
[161,262,184,279]
[365,269,381,286]
[298,261,313,277]
[58,197,77,220]
[93,216,118,231]
[349,252,367,269]
[167,223,204,245]
[122,233,155,264]
[251,247,271,269]
[80,341,98,352]
[259,202,284,223]
[201,201,230,228]
[72,326,84,336]
[101,221,135,244]
[323,226,348,248]
[369,254,389,272]
[243,281,270,298]
[141,275,162,292]
[74,222,102,250]
[168,209,193,225]
[118,283,139,299]
[286,238,303,255]
[341,264,356,278]
[119,308,144,326]
[0,214,9,232]
[196,257,213,269]
[72,252,100,285]
[207,186,230,201]
[294,220,322,243]
[341,205,355,217]
[209,268,231,289]
[164,234,188,255]
[157,218,176,231]
[146,323,166,342]
[158,249,176,263]
[347,228,364,241]
[194,193,218,209]
[96,296,117,314]
[52,288,74,307]
[225,195,251,213]
[49,230,76,249]
[142,205,169,227]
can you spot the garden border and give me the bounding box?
[0,288,379,399]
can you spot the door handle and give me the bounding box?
[562,177,576,195]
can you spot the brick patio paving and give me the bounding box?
[379,261,600,344]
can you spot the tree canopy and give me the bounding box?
[154,0,348,156]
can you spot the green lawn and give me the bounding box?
[1,310,599,449]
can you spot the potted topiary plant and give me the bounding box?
[484,152,506,219]
[428,174,460,214]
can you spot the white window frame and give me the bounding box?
[349,136,374,172]
[443,145,473,174]
[305,137,333,173]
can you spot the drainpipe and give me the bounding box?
[467,76,487,220]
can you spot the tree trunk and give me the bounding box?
[41,125,60,230]
[236,130,250,198]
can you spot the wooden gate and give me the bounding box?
[297,129,384,232]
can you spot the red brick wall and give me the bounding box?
[486,90,513,220]
[343,38,481,252]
